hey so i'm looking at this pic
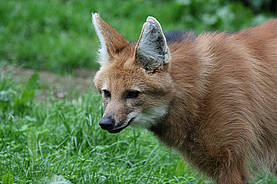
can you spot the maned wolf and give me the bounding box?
[92,13,277,184]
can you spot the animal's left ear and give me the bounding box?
[92,13,129,66]
[135,16,171,72]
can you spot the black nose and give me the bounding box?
[99,116,115,130]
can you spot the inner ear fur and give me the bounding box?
[135,16,171,72]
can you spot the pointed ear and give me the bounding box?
[92,13,129,65]
[135,16,171,72]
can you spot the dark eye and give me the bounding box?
[102,89,111,98]
[125,90,140,99]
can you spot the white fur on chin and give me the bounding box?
[129,104,169,129]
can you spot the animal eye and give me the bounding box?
[102,89,111,98]
[125,90,140,99]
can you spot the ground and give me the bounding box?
[0,65,96,100]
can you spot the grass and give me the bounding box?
[0,0,272,73]
[1,69,277,184]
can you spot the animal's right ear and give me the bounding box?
[135,16,171,72]
[92,13,129,66]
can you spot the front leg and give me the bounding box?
[215,151,250,184]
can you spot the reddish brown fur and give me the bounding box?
[93,16,277,184]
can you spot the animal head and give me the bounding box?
[92,13,174,133]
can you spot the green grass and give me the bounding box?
[1,69,277,184]
[0,0,273,73]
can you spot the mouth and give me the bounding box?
[107,117,135,134]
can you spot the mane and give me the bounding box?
[165,30,196,43]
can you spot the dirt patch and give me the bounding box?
[0,65,97,100]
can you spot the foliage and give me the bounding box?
[235,0,277,12]
[0,73,40,116]
[2,174,13,184]
[0,0,273,73]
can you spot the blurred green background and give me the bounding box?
[0,0,275,73]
